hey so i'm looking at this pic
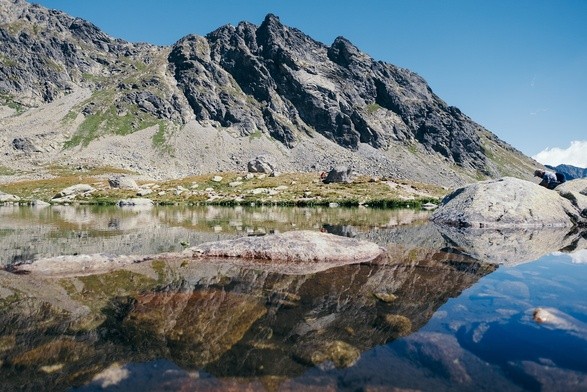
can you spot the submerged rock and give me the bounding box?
[186,230,384,264]
[432,177,585,228]
[8,230,384,276]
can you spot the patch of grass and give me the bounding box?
[152,122,175,155]
[365,103,383,115]
[45,164,135,177]
[0,165,17,175]
[479,131,536,178]
[0,54,16,68]
[0,170,447,207]
[64,105,161,148]
[248,129,263,140]
[0,176,107,201]
[0,92,26,114]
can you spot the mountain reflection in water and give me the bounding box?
[0,205,585,391]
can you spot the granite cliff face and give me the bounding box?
[0,0,538,186]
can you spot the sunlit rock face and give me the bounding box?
[432,177,585,228]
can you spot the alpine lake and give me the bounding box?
[0,204,586,391]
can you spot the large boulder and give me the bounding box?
[185,230,385,274]
[108,175,139,190]
[52,184,95,202]
[247,155,277,174]
[323,166,352,184]
[431,177,584,228]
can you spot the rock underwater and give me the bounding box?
[7,230,385,276]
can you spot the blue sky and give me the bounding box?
[33,0,587,166]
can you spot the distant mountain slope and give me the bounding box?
[0,0,538,186]
[545,164,587,180]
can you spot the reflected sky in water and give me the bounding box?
[0,205,586,391]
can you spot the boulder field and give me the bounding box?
[431,177,587,228]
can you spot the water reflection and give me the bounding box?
[0,242,492,391]
[0,205,586,391]
[0,205,430,266]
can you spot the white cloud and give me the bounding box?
[553,249,587,264]
[532,140,587,168]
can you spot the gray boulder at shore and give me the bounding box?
[432,177,587,228]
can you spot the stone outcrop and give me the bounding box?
[167,14,490,171]
[556,178,587,218]
[431,177,586,228]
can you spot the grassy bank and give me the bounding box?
[0,170,448,207]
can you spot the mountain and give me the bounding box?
[0,0,538,186]
[545,164,587,180]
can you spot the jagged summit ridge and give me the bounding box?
[168,12,488,169]
[0,1,538,185]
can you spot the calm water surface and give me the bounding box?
[0,205,585,391]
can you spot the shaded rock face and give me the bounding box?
[0,0,141,104]
[12,137,40,153]
[167,14,488,170]
[432,177,585,228]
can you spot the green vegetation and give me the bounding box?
[64,105,163,148]
[0,171,446,207]
[151,122,175,155]
[365,103,383,115]
[0,165,17,175]
[479,130,536,178]
[0,54,17,68]
[1,170,447,208]
[0,92,25,115]
[248,129,263,140]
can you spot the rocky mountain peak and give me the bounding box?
[0,2,538,186]
[327,36,365,68]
